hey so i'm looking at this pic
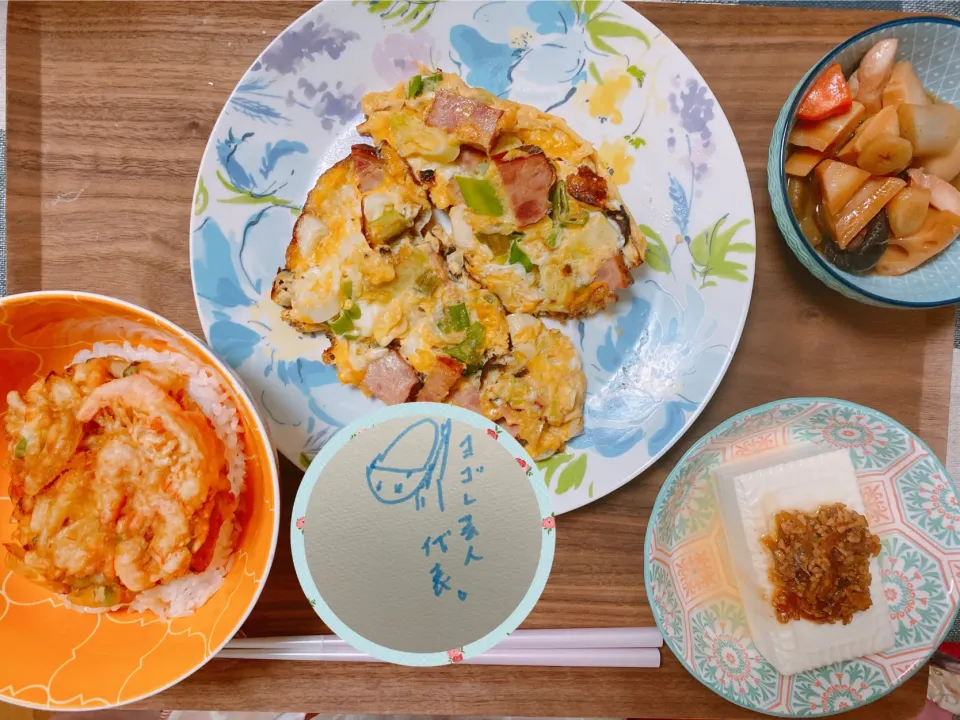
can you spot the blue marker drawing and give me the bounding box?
[457,590,468,601]
[458,514,480,541]
[464,545,483,566]
[462,493,476,506]
[459,434,474,459]
[430,562,451,597]
[461,466,484,484]
[422,530,452,556]
[366,418,451,511]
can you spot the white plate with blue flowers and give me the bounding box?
[189,0,757,514]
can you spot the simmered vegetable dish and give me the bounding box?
[786,39,960,275]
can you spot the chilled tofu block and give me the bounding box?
[713,446,894,677]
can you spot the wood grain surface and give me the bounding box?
[4,2,953,718]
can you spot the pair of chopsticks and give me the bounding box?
[221,627,663,667]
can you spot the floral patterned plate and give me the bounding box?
[190,0,756,514]
[646,398,960,716]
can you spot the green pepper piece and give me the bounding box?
[546,224,561,249]
[455,176,504,217]
[422,72,443,93]
[367,208,411,244]
[550,180,588,227]
[445,322,486,365]
[550,180,568,219]
[407,75,423,98]
[415,270,440,295]
[341,279,353,300]
[508,236,535,272]
[328,311,354,335]
[13,437,27,458]
[445,303,470,332]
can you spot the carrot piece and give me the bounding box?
[797,64,853,122]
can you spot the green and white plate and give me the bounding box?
[646,398,960,716]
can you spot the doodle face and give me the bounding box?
[366,417,451,510]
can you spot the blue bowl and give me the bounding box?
[768,17,960,309]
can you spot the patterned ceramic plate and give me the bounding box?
[190,0,756,513]
[0,292,280,710]
[646,398,960,717]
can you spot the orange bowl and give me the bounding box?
[0,292,280,710]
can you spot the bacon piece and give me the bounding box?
[425,90,503,150]
[448,384,481,414]
[351,144,384,193]
[494,146,556,227]
[416,356,465,402]
[595,255,634,291]
[566,165,608,207]
[362,351,418,405]
[456,146,488,173]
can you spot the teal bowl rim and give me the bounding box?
[643,396,960,718]
[773,16,960,309]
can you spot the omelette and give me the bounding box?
[271,70,650,458]
[272,144,511,406]
[271,142,432,334]
[357,70,646,317]
[481,314,586,459]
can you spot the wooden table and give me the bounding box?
[5,2,952,717]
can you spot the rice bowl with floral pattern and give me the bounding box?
[646,397,960,716]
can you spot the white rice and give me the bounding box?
[69,342,249,618]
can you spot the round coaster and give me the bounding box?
[291,402,556,666]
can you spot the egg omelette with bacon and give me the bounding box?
[272,69,645,459]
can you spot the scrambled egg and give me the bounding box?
[480,315,585,460]
[275,143,432,333]
[271,68,657,456]
[358,70,646,318]
[273,146,511,394]
[324,234,510,383]
[447,205,627,316]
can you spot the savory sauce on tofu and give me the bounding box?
[761,503,881,626]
